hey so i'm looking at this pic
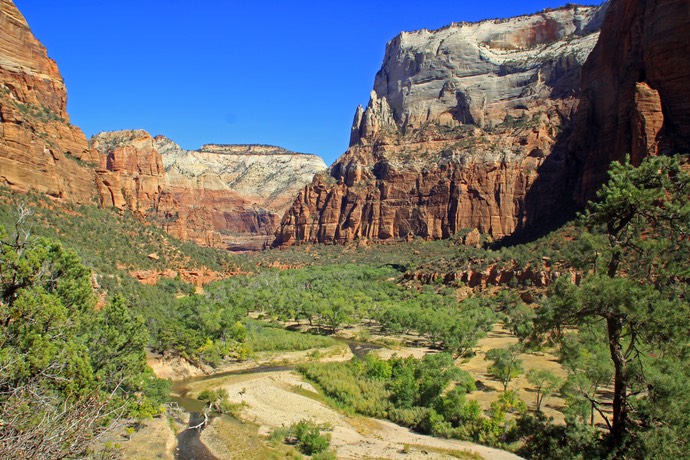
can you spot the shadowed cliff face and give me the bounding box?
[91,130,327,251]
[568,0,690,204]
[0,0,99,201]
[274,5,606,247]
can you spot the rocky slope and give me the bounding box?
[274,4,606,246]
[0,0,98,200]
[569,0,690,203]
[91,130,326,250]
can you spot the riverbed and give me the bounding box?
[124,340,524,460]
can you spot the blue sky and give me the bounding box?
[15,1,599,165]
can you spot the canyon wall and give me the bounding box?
[275,4,606,246]
[91,130,326,250]
[0,0,326,251]
[0,0,98,201]
[7,0,688,252]
[569,0,690,203]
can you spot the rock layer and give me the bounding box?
[91,130,326,250]
[569,0,690,203]
[0,0,98,201]
[92,130,165,214]
[275,4,605,247]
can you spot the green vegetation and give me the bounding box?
[521,156,690,459]
[16,102,65,123]
[298,353,522,446]
[1,154,689,459]
[289,419,331,455]
[495,113,541,130]
[526,369,561,413]
[198,263,495,362]
[0,223,168,458]
[485,346,524,392]
[196,388,245,416]
[244,321,336,352]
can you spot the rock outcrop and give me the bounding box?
[275,4,606,247]
[92,130,165,214]
[0,0,98,200]
[569,0,690,203]
[405,263,582,291]
[91,130,327,250]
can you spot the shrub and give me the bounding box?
[288,420,331,455]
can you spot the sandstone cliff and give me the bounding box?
[0,0,327,252]
[0,0,98,201]
[569,0,690,203]
[91,130,326,250]
[275,4,605,247]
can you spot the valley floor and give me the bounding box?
[120,331,543,459]
[200,368,523,460]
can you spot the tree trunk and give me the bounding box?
[607,315,627,447]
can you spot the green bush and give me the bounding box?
[289,420,331,455]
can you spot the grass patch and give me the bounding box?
[206,416,299,459]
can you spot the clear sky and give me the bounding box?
[14,0,599,165]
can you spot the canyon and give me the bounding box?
[92,130,326,250]
[0,0,325,251]
[2,0,690,251]
[2,0,690,458]
[274,4,607,246]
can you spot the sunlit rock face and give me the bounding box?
[0,0,99,201]
[0,0,327,252]
[275,4,606,247]
[91,130,326,251]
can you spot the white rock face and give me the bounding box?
[351,4,607,143]
[91,129,327,250]
[155,137,327,208]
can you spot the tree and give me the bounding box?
[538,156,690,453]
[485,346,524,392]
[527,369,561,413]
[320,296,353,333]
[0,219,167,457]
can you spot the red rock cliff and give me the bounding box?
[275,5,605,247]
[0,0,98,200]
[569,0,690,203]
[0,0,327,252]
[92,130,165,214]
[91,130,326,251]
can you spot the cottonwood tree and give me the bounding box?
[485,346,524,392]
[527,369,561,413]
[537,156,690,454]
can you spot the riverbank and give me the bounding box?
[192,368,523,460]
[120,331,536,459]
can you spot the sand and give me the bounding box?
[193,370,524,460]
